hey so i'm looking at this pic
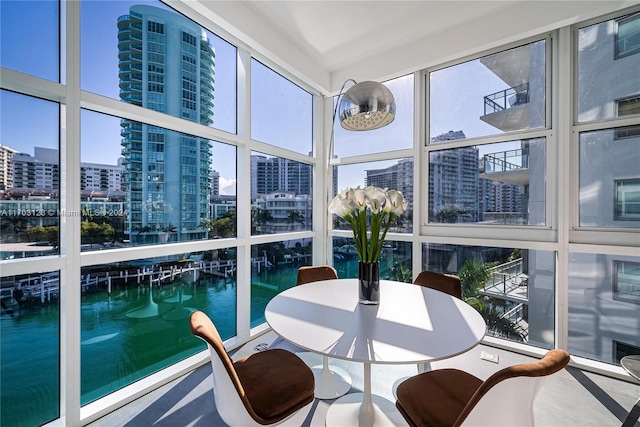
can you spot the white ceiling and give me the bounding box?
[194,0,638,94]
[240,1,516,73]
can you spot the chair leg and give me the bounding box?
[622,396,640,427]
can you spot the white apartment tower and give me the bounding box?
[118,5,215,244]
[0,144,18,190]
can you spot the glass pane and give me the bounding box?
[1,91,60,259]
[0,0,59,82]
[578,15,640,122]
[333,158,413,233]
[333,237,412,282]
[429,138,546,226]
[430,40,546,140]
[579,127,640,228]
[250,59,313,155]
[423,243,555,348]
[1,271,60,427]
[250,240,312,327]
[568,252,640,364]
[81,0,237,133]
[81,251,237,403]
[250,152,312,235]
[334,74,414,157]
[81,109,237,249]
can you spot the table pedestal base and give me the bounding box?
[325,393,406,427]
[310,362,351,399]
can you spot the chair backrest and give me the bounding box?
[458,349,570,426]
[189,310,264,426]
[414,270,462,299]
[296,265,338,286]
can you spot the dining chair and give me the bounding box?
[393,270,464,399]
[415,271,462,374]
[294,265,353,399]
[395,348,571,427]
[189,310,315,426]
[413,270,462,300]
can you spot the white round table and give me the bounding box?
[265,279,487,427]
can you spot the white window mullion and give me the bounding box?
[555,26,572,352]
[235,48,251,342]
[60,0,82,425]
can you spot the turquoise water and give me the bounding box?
[1,271,238,427]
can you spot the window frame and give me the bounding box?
[615,12,640,60]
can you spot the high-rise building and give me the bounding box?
[10,147,60,190]
[250,155,312,201]
[0,144,18,190]
[210,170,220,196]
[429,131,480,223]
[365,158,414,215]
[118,5,215,244]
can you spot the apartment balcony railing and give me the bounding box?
[480,258,529,301]
[484,82,530,115]
[483,148,528,173]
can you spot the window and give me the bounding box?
[424,243,555,348]
[250,60,313,155]
[614,260,640,303]
[0,91,60,259]
[81,1,237,134]
[578,16,640,122]
[430,40,546,140]
[250,152,313,235]
[569,253,640,364]
[615,97,640,139]
[579,128,640,228]
[615,179,640,220]
[428,139,545,226]
[1,271,60,427]
[0,0,59,82]
[615,13,640,59]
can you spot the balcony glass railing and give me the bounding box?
[484,82,530,115]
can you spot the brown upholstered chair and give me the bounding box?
[413,270,462,300]
[408,271,463,376]
[395,349,571,427]
[189,310,315,426]
[294,265,352,399]
[296,265,338,285]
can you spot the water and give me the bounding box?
[1,271,237,427]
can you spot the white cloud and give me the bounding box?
[219,177,237,195]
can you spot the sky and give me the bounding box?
[1,0,526,196]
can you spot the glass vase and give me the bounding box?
[358,261,380,305]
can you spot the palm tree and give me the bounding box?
[458,259,526,341]
[251,208,273,233]
[286,210,305,231]
[162,223,177,242]
[137,225,151,244]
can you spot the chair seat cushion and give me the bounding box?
[396,368,483,427]
[234,348,315,423]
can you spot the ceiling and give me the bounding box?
[194,0,637,93]
[239,1,517,73]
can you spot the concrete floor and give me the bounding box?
[89,332,640,427]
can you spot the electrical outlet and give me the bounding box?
[481,351,500,364]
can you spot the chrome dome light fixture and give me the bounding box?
[338,80,396,131]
